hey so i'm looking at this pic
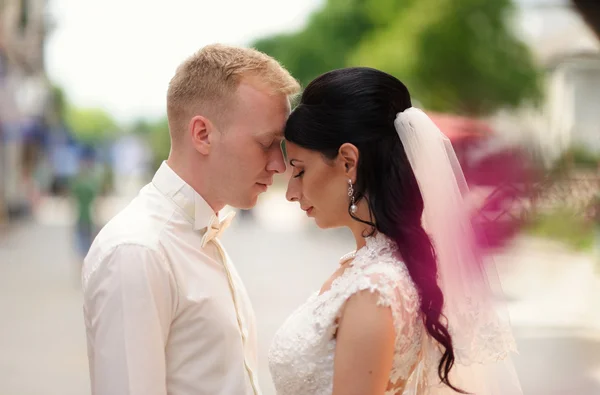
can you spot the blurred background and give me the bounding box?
[0,0,600,394]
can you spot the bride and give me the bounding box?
[268,67,522,395]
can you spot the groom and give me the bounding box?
[81,44,299,395]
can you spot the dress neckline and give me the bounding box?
[338,232,396,266]
[314,233,399,300]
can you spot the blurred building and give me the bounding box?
[493,5,600,165]
[545,51,600,158]
[0,0,53,221]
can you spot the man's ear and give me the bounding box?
[189,115,214,155]
[338,143,359,181]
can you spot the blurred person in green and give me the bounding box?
[71,147,100,259]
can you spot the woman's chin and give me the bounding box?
[312,216,341,230]
[312,216,327,229]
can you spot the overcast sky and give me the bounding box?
[45,0,322,123]
[45,0,578,123]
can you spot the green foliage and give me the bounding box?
[65,105,119,143]
[554,145,600,170]
[50,84,67,121]
[253,0,376,87]
[252,0,542,116]
[526,209,595,251]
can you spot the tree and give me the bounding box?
[65,105,119,143]
[253,0,376,86]
[252,0,541,116]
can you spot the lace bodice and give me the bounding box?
[268,233,425,395]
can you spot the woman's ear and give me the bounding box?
[338,143,359,181]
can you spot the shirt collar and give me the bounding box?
[151,161,220,231]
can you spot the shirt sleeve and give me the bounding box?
[83,244,176,395]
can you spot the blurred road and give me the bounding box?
[1,191,599,395]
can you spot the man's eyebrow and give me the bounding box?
[258,130,285,142]
[260,129,284,141]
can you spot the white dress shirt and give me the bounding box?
[82,162,261,395]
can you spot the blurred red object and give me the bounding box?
[427,112,494,181]
[427,111,540,251]
[428,112,494,142]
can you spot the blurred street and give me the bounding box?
[1,190,599,395]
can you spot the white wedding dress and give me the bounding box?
[268,232,426,395]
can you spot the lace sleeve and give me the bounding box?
[336,262,419,324]
[314,260,423,384]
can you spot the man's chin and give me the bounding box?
[231,194,260,210]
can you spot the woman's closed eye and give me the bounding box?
[293,170,305,178]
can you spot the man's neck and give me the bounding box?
[166,156,224,213]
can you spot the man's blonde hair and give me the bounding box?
[167,43,300,139]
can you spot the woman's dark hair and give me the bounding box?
[285,67,464,393]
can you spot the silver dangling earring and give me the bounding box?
[348,179,357,214]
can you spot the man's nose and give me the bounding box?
[267,146,286,174]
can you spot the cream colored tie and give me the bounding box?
[200,211,261,394]
[200,212,235,248]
